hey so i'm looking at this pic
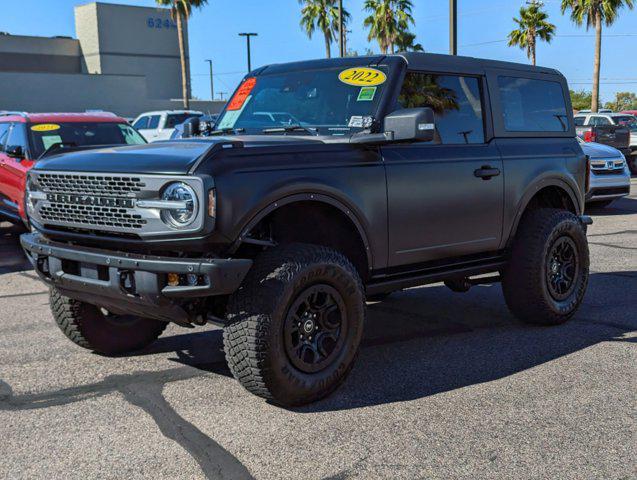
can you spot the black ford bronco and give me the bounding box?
[22,53,591,406]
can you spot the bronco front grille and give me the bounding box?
[39,204,147,229]
[37,173,146,196]
[28,171,206,237]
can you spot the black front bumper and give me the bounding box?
[21,233,252,323]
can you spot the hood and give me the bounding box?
[580,141,624,159]
[34,136,326,175]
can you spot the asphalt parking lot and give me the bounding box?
[0,181,635,480]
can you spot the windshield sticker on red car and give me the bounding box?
[31,124,61,132]
[227,77,257,111]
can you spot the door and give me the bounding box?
[0,123,33,220]
[383,73,504,267]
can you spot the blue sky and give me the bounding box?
[2,0,636,104]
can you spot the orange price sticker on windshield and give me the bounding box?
[227,77,257,111]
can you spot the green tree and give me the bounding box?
[605,91,637,111]
[363,0,415,54]
[570,89,593,111]
[299,0,351,58]
[561,0,634,112]
[156,0,209,109]
[507,1,556,66]
[394,31,424,52]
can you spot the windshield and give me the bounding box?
[28,122,146,158]
[613,115,637,131]
[216,66,389,136]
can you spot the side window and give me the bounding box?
[6,123,28,149]
[398,73,485,144]
[133,116,149,130]
[573,117,585,126]
[0,123,10,151]
[148,115,161,129]
[497,76,569,132]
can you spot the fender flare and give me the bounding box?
[505,177,582,247]
[231,192,374,272]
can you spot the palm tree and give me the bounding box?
[156,0,209,109]
[298,0,351,58]
[508,2,556,66]
[394,31,424,52]
[561,0,634,112]
[363,0,415,54]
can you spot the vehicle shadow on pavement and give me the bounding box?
[295,271,637,413]
[0,222,31,275]
[0,272,634,479]
[586,196,637,216]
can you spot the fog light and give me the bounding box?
[167,273,179,286]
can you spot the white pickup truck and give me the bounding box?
[574,112,637,174]
[132,110,203,142]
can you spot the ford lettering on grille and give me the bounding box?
[47,193,135,209]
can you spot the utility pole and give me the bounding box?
[449,0,457,55]
[217,92,227,101]
[338,0,344,57]
[205,59,214,102]
[239,33,258,72]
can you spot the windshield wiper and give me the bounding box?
[38,141,78,159]
[262,125,318,136]
[209,127,246,136]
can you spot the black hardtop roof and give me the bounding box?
[255,52,562,77]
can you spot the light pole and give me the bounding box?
[239,33,258,72]
[205,59,214,102]
[449,0,457,55]
[338,0,344,57]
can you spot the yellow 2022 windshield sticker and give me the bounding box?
[338,67,387,86]
[31,124,61,132]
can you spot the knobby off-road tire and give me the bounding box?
[502,208,589,326]
[50,288,167,355]
[223,243,365,407]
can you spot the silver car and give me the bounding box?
[580,138,631,208]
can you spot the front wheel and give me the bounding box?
[502,208,589,325]
[223,243,365,406]
[50,289,167,355]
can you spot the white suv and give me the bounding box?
[132,110,203,142]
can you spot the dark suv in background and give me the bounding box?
[22,53,591,406]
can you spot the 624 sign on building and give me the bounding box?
[147,17,177,29]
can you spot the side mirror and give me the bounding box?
[384,107,435,142]
[182,117,201,138]
[6,145,25,159]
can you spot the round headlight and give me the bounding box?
[161,182,198,228]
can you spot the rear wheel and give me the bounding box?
[50,288,167,355]
[223,243,365,406]
[502,208,589,326]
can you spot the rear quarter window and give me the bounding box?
[497,76,570,133]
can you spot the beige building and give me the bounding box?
[0,2,223,117]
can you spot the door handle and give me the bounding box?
[474,165,501,180]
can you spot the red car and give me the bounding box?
[0,112,146,226]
